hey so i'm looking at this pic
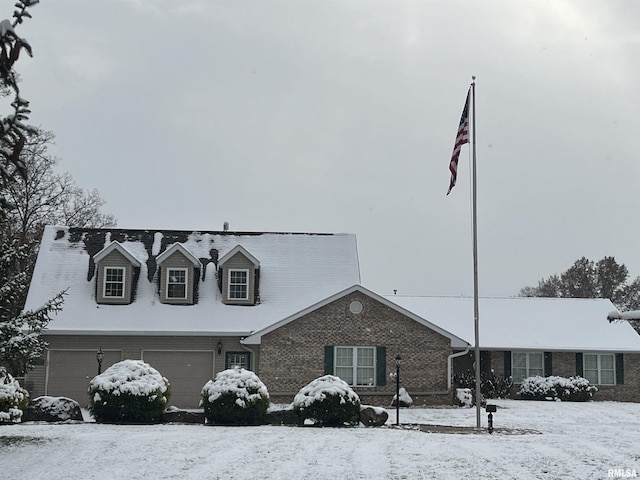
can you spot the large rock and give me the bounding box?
[359,406,388,427]
[265,408,303,425]
[162,408,205,424]
[23,396,83,422]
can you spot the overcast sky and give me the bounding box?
[14,0,640,298]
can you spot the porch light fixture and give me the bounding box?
[395,354,401,426]
[217,340,223,355]
[96,347,104,375]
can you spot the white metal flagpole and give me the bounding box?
[470,76,482,430]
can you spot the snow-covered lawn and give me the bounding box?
[1,400,638,479]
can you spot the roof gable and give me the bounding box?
[242,284,469,348]
[93,241,141,267]
[218,245,260,268]
[156,243,201,267]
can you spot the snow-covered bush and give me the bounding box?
[454,371,513,399]
[0,367,28,423]
[518,376,597,402]
[200,368,269,425]
[88,360,170,423]
[391,387,413,407]
[456,388,473,408]
[293,375,360,427]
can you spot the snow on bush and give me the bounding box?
[456,388,473,408]
[0,367,28,423]
[293,375,360,427]
[88,360,170,423]
[200,368,269,425]
[518,375,597,402]
[391,387,413,407]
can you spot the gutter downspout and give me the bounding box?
[447,344,471,391]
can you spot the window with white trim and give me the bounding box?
[512,352,544,383]
[226,352,250,370]
[166,268,187,299]
[228,269,248,300]
[583,353,615,385]
[104,267,125,298]
[335,346,376,387]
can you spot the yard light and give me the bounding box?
[395,354,401,426]
[486,404,497,434]
[96,347,104,375]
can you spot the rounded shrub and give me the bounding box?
[88,359,170,423]
[201,368,269,425]
[518,375,597,402]
[293,375,360,427]
[0,367,28,423]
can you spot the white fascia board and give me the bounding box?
[156,243,202,267]
[93,241,141,267]
[218,244,260,267]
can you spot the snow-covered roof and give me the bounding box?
[243,285,469,348]
[384,295,640,352]
[93,241,141,267]
[155,243,201,267]
[24,226,361,336]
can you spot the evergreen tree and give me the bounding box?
[0,236,64,376]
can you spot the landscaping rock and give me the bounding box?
[162,408,205,424]
[359,406,388,427]
[23,396,83,422]
[265,408,302,425]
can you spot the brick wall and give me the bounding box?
[259,290,454,406]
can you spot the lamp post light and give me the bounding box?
[96,348,104,375]
[395,354,401,426]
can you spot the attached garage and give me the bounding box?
[47,349,122,406]
[142,350,214,408]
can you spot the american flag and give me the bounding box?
[447,89,470,195]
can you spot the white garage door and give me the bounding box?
[142,351,214,408]
[47,350,122,406]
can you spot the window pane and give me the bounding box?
[335,367,354,385]
[513,353,526,370]
[105,268,124,297]
[356,367,375,386]
[357,348,374,367]
[583,369,599,384]
[226,353,249,369]
[584,354,598,370]
[512,367,527,384]
[600,354,614,370]
[335,348,353,368]
[529,353,543,370]
[600,370,615,385]
[229,270,248,299]
[167,269,187,299]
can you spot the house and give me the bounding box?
[23,226,640,407]
[386,295,640,402]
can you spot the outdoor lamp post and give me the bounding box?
[96,348,104,375]
[395,354,401,426]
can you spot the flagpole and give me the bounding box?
[471,76,481,430]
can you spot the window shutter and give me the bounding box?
[544,352,552,377]
[503,351,511,377]
[376,346,386,386]
[324,346,334,375]
[616,353,624,385]
[575,353,583,377]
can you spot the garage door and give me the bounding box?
[47,350,122,406]
[142,351,214,408]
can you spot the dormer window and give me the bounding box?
[228,269,249,300]
[93,241,141,305]
[156,243,201,305]
[218,245,260,306]
[104,267,125,298]
[167,268,188,299]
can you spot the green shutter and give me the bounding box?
[544,352,553,377]
[324,346,334,375]
[616,353,624,385]
[376,346,386,386]
[503,351,511,377]
[576,353,583,377]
